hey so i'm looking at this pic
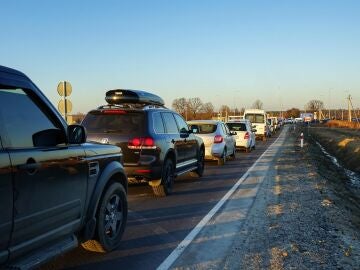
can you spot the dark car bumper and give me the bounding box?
[124,164,162,181]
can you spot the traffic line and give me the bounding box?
[157,129,287,270]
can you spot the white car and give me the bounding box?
[226,120,256,152]
[243,109,268,141]
[188,120,236,165]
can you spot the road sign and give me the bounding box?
[58,99,73,114]
[57,81,72,97]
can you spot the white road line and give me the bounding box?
[157,129,287,270]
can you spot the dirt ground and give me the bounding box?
[307,126,360,173]
[222,125,360,270]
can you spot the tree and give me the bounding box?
[219,105,231,116]
[285,108,300,118]
[172,98,188,118]
[187,97,203,120]
[252,99,263,109]
[201,102,215,119]
[306,100,324,112]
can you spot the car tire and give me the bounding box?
[152,159,175,197]
[82,182,127,253]
[190,148,205,177]
[245,146,251,153]
[218,149,226,166]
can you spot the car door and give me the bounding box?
[222,123,234,155]
[161,112,186,166]
[173,113,198,164]
[0,87,88,260]
[0,131,13,264]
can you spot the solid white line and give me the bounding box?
[157,129,286,270]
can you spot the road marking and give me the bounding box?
[157,129,287,270]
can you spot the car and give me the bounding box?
[243,109,268,141]
[81,89,205,197]
[0,66,128,269]
[226,119,256,152]
[187,120,236,165]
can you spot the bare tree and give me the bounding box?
[187,97,203,120]
[172,98,188,118]
[252,99,263,109]
[306,100,324,112]
[201,102,215,119]
[219,105,231,116]
[285,108,300,118]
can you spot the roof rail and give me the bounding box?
[97,103,166,110]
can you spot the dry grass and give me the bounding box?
[325,120,360,129]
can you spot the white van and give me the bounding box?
[243,109,268,141]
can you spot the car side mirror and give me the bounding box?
[68,125,87,144]
[32,128,66,147]
[180,128,190,138]
[252,129,257,133]
[230,131,237,136]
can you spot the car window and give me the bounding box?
[227,122,247,131]
[174,114,188,133]
[153,112,165,133]
[190,123,217,134]
[161,112,179,134]
[0,88,59,148]
[82,111,145,134]
[245,114,265,124]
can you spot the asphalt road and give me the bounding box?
[42,128,284,270]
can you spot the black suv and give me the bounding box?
[82,89,205,196]
[0,66,128,269]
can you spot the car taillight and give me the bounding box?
[103,110,126,114]
[244,132,250,139]
[214,135,223,143]
[128,137,156,149]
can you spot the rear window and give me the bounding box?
[245,114,264,124]
[188,123,217,134]
[82,111,145,134]
[227,122,246,131]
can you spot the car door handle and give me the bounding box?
[18,158,40,174]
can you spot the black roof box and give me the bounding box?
[105,89,165,106]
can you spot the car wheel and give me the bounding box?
[152,159,175,197]
[245,146,251,153]
[218,149,226,166]
[82,182,127,253]
[190,148,205,177]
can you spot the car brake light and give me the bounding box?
[244,132,250,139]
[103,110,126,114]
[128,137,156,149]
[214,135,223,143]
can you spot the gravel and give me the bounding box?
[221,126,360,270]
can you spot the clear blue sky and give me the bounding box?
[2,0,360,113]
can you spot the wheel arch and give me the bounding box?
[83,161,127,240]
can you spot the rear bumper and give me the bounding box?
[204,144,224,160]
[124,164,162,180]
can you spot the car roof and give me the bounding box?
[226,119,249,123]
[187,120,221,124]
[0,65,27,77]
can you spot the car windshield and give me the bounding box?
[245,113,264,123]
[227,123,246,131]
[82,111,145,133]
[189,123,217,134]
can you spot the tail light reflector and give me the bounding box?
[214,135,223,143]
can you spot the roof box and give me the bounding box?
[105,89,165,106]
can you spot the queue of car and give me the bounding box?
[0,65,283,269]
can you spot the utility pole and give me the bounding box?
[348,95,352,122]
